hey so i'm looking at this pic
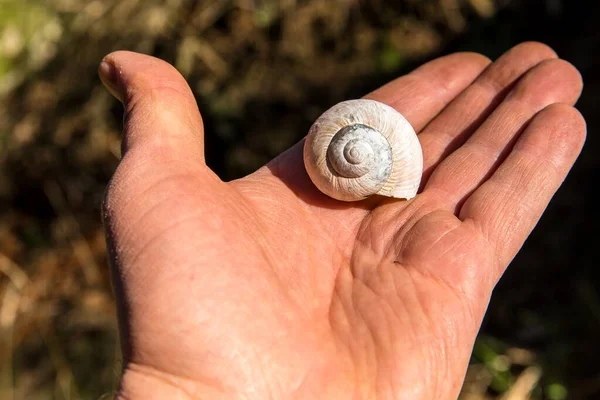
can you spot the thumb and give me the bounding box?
[98,50,205,159]
[98,53,222,366]
[98,51,217,277]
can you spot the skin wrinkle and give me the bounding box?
[348,230,374,281]
[391,79,445,115]
[113,173,211,252]
[506,61,582,105]
[414,72,454,99]
[249,337,275,400]
[477,67,519,94]
[375,303,395,398]
[137,258,295,400]
[229,211,308,301]
[357,264,404,400]
[126,207,220,270]
[342,254,382,398]
[398,268,435,398]
[402,216,461,264]
[250,166,366,249]
[125,204,220,270]
[466,106,528,152]
[484,171,544,244]
[375,265,402,398]
[384,264,412,399]
[232,185,344,308]
[296,331,347,398]
[383,203,419,247]
[426,240,474,297]
[382,268,419,331]
[331,282,358,396]
[288,366,313,399]
[420,93,480,147]
[427,120,523,205]
[515,134,571,172]
[385,197,449,258]
[121,90,203,155]
[328,281,350,340]
[463,217,503,279]
[328,272,364,398]
[121,95,150,143]
[122,363,201,400]
[381,274,433,397]
[105,149,208,202]
[428,289,472,398]
[411,53,491,95]
[487,163,546,216]
[474,50,555,95]
[274,325,332,393]
[455,239,493,304]
[484,42,557,77]
[351,280,382,398]
[228,194,279,258]
[123,143,203,178]
[236,191,310,259]
[132,326,218,390]
[112,54,200,113]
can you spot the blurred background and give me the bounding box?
[0,0,598,399]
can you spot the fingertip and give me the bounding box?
[447,51,492,68]
[507,58,583,106]
[546,58,584,97]
[504,103,587,179]
[505,41,558,61]
[568,60,584,99]
[535,103,587,155]
[98,50,204,159]
[101,51,192,98]
[99,58,123,103]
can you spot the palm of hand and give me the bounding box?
[101,43,585,399]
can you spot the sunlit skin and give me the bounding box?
[99,42,586,399]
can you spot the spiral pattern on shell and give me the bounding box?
[327,123,392,183]
[303,99,423,202]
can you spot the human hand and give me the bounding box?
[99,42,585,399]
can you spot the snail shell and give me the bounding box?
[303,99,423,202]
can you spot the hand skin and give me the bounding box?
[98,42,586,400]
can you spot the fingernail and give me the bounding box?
[98,59,123,103]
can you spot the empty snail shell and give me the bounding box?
[303,99,423,202]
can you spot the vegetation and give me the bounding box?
[1,0,598,398]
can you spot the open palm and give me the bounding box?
[100,42,585,399]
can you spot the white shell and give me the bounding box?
[303,99,423,202]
